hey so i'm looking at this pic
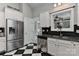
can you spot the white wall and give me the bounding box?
[32,3,53,17]
[22,4,32,18]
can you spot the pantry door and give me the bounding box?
[24,17,35,45]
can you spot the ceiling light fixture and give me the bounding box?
[54,3,57,7]
[58,3,62,6]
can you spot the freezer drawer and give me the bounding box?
[7,41,15,51]
[7,40,23,51]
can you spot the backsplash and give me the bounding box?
[42,25,79,37]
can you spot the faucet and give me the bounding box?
[57,26,63,37]
[55,16,63,37]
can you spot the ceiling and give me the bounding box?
[28,3,54,9]
[27,3,54,17]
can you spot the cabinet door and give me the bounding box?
[40,12,50,27]
[47,38,57,55]
[73,42,79,56]
[0,39,6,52]
[57,45,74,56]
[57,40,74,56]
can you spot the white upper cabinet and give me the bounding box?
[5,7,23,22]
[0,12,5,27]
[77,4,79,26]
[51,5,75,31]
[40,12,50,27]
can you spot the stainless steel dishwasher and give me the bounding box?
[37,35,47,52]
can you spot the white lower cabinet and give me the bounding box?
[73,42,79,56]
[47,38,75,56]
[47,38,57,55]
[57,40,74,56]
[0,39,6,52]
[57,46,74,56]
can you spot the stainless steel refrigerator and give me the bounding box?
[6,19,24,51]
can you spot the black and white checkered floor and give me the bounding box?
[2,43,51,56]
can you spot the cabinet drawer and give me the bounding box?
[48,38,57,41]
[48,38,57,43]
[57,40,73,48]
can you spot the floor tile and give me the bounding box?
[23,49,32,54]
[37,49,41,53]
[18,46,27,50]
[15,50,25,54]
[32,49,37,53]
[26,46,33,49]
[32,49,41,53]
[0,51,5,55]
[3,55,13,56]
[2,43,52,56]
[0,55,3,56]
[22,54,32,56]
[33,43,37,46]
[27,44,34,46]
[4,50,17,55]
[25,44,28,46]
[33,46,37,49]
[32,53,41,56]
[41,52,52,56]
[13,54,22,56]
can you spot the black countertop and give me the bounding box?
[38,34,79,42]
